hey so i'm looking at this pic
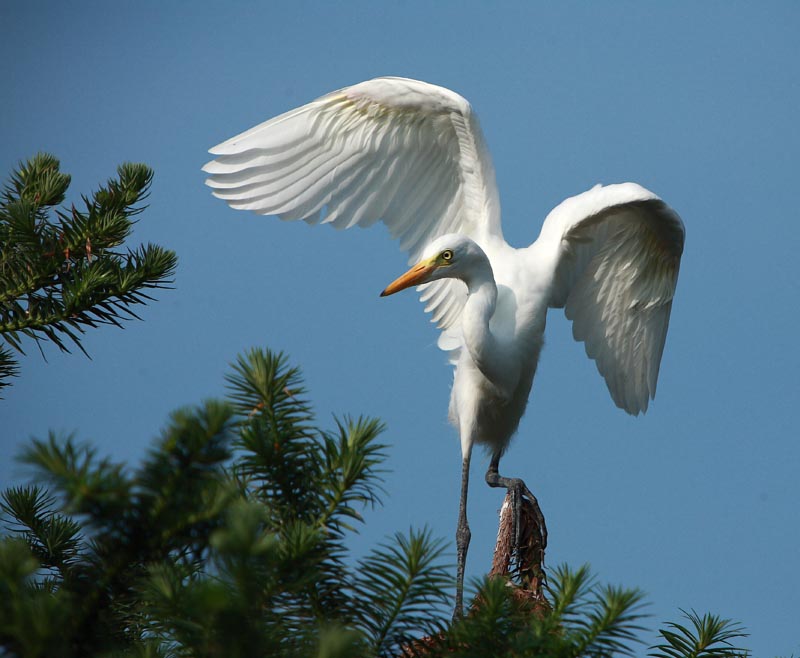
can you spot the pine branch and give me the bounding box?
[226,348,321,519]
[137,400,235,540]
[650,610,750,658]
[546,564,648,658]
[0,344,18,394]
[17,433,132,528]
[0,154,177,386]
[0,537,74,657]
[0,485,83,577]
[354,528,450,656]
[317,415,387,538]
[436,576,521,658]
[8,405,237,656]
[569,584,648,657]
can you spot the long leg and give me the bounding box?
[454,447,472,619]
[485,452,547,551]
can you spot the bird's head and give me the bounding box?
[380,234,486,297]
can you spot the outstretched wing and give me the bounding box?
[203,76,502,334]
[534,183,685,415]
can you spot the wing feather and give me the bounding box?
[204,77,502,342]
[535,183,684,414]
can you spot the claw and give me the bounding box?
[486,455,548,572]
[505,477,547,552]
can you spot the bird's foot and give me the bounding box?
[486,468,548,557]
[508,477,547,552]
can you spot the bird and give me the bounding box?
[203,76,685,618]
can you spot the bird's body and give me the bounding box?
[442,238,544,459]
[204,76,685,616]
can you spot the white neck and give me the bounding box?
[460,258,520,398]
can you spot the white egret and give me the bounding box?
[203,77,685,617]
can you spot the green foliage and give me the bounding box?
[548,564,647,656]
[0,348,448,657]
[650,610,750,658]
[0,347,754,657]
[0,153,177,392]
[428,566,647,658]
[355,528,450,654]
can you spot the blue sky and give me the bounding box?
[2,2,798,655]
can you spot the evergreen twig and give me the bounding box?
[0,153,177,393]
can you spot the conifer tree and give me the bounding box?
[0,153,177,392]
[0,347,751,658]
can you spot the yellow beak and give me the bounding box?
[380,258,437,297]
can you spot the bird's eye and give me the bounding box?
[441,249,453,261]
